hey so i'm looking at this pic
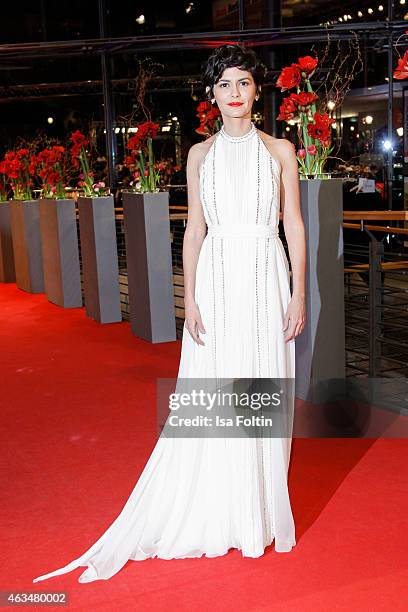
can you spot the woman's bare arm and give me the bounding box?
[278,139,306,300]
[276,139,307,340]
[182,142,210,345]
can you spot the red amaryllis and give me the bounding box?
[276,64,302,92]
[36,146,67,198]
[127,121,160,152]
[0,160,9,200]
[195,100,222,137]
[69,130,102,197]
[2,149,35,200]
[393,50,408,80]
[298,56,318,77]
[307,112,335,144]
[277,96,298,121]
[124,120,162,193]
[290,92,319,109]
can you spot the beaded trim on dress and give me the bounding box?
[219,122,257,143]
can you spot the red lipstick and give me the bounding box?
[228,102,244,106]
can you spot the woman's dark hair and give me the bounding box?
[201,44,268,101]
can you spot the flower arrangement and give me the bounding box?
[69,130,108,197]
[276,55,335,179]
[155,158,182,187]
[393,30,408,80]
[0,162,9,201]
[123,121,162,193]
[36,145,67,199]
[195,101,222,137]
[0,148,36,200]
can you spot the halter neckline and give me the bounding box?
[219,122,257,143]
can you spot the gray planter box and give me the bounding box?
[39,198,82,308]
[77,195,121,324]
[295,178,345,402]
[9,199,44,293]
[122,191,176,343]
[0,201,16,282]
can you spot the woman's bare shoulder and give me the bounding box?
[257,130,296,168]
[188,134,218,165]
[258,130,295,155]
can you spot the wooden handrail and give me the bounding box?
[343,211,408,221]
[343,222,408,236]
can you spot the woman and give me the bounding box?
[33,44,306,584]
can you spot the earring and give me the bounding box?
[211,99,215,104]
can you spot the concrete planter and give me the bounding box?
[9,199,44,293]
[0,201,16,282]
[39,198,82,308]
[295,178,345,402]
[122,191,176,343]
[77,195,121,324]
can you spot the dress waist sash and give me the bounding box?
[207,224,279,238]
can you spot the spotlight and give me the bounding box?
[47,117,54,124]
[383,139,392,150]
[365,115,374,125]
[327,100,335,110]
[397,127,404,136]
[135,14,145,24]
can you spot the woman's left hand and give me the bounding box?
[283,294,306,342]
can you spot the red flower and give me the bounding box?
[298,149,306,159]
[195,124,211,136]
[276,64,302,92]
[297,56,318,77]
[307,144,317,155]
[307,112,334,143]
[70,130,89,160]
[196,101,212,115]
[126,121,160,153]
[290,92,318,109]
[277,96,298,121]
[195,101,221,137]
[394,51,408,80]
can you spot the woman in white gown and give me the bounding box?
[33,44,306,584]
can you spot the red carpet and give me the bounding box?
[1,283,407,611]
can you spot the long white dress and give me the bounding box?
[33,121,296,584]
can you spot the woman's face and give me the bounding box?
[212,66,257,119]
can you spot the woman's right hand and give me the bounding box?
[184,299,206,346]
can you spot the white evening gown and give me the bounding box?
[33,121,296,584]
